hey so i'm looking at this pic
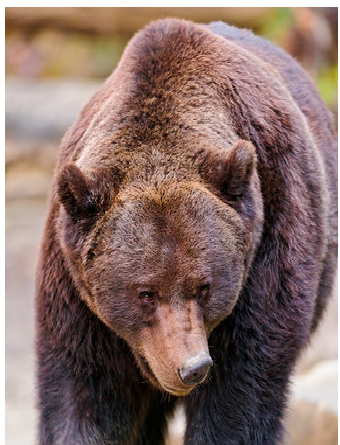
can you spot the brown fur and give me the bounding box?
[36,18,337,445]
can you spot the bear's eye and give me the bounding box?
[198,284,210,298]
[139,292,155,304]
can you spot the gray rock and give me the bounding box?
[6,77,100,141]
[284,360,338,445]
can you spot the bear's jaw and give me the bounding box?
[132,348,163,389]
[162,384,192,397]
[133,351,193,396]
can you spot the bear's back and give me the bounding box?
[205,22,337,165]
[205,21,335,138]
[206,21,337,243]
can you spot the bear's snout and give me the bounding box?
[136,299,211,395]
[178,352,213,386]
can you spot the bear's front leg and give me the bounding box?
[184,286,312,444]
[36,294,155,445]
[37,351,152,445]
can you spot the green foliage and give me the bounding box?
[6,30,128,79]
[259,7,294,45]
[316,64,338,108]
[40,32,128,78]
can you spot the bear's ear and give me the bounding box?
[57,164,121,222]
[200,140,257,199]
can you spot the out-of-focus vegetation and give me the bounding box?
[317,64,338,107]
[259,7,338,116]
[5,7,338,114]
[6,30,127,79]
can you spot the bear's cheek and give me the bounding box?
[91,294,147,340]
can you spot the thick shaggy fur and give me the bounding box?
[36,19,337,445]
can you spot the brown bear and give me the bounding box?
[36,18,337,445]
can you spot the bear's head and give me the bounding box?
[56,139,263,396]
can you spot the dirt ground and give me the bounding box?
[5,78,337,445]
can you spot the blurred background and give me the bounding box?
[5,7,338,445]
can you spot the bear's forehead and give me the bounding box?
[91,190,239,283]
[103,186,229,248]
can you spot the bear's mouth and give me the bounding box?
[163,384,191,397]
[133,351,192,396]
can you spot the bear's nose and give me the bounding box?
[178,352,213,386]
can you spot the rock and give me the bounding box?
[6,77,100,141]
[284,360,338,445]
[5,138,57,200]
[292,360,337,413]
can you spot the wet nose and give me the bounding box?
[178,352,213,386]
